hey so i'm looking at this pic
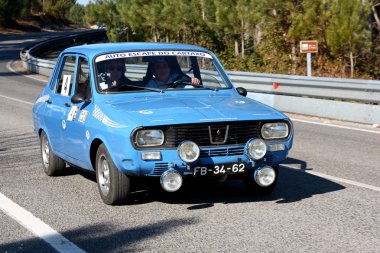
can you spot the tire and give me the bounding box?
[40,131,66,176]
[243,165,279,195]
[96,144,130,205]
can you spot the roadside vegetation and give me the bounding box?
[1,0,380,79]
[0,0,80,29]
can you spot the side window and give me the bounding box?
[56,55,76,96]
[75,57,91,99]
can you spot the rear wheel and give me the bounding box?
[40,131,66,176]
[96,144,130,205]
[243,165,278,195]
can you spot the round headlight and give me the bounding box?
[178,141,200,163]
[160,170,183,192]
[247,138,267,160]
[254,166,276,187]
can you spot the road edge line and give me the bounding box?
[282,164,380,192]
[0,192,86,253]
[291,118,380,134]
[0,94,34,106]
[6,59,47,83]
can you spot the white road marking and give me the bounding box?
[0,94,34,106]
[291,118,380,134]
[6,59,47,83]
[0,192,86,253]
[282,164,380,192]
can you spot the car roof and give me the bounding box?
[62,42,213,59]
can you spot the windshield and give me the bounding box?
[95,50,230,93]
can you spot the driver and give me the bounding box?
[146,58,200,89]
[104,58,133,89]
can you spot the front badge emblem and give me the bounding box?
[208,125,229,144]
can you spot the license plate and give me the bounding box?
[192,163,246,176]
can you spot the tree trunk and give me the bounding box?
[350,51,354,78]
[291,43,296,75]
[241,35,245,58]
[241,20,245,58]
[234,39,239,56]
[372,4,380,30]
[156,31,160,42]
[152,28,157,42]
[254,24,262,46]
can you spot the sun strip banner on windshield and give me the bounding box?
[95,51,213,62]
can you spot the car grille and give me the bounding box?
[200,146,245,158]
[148,162,169,176]
[163,121,260,148]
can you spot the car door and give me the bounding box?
[61,56,94,166]
[44,54,77,155]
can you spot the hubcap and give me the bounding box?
[41,135,50,168]
[97,154,110,196]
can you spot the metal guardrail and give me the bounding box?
[229,71,380,104]
[20,30,107,76]
[20,31,380,125]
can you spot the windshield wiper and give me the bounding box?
[165,81,220,91]
[165,81,192,89]
[127,84,164,93]
[200,86,219,91]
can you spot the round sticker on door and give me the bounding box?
[85,130,90,140]
[62,120,66,129]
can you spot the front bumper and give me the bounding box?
[123,143,289,177]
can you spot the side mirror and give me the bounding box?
[71,93,86,104]
[236,87,247,97]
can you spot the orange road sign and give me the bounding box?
[300,40,318,53]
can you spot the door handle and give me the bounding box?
[64,103,71,107]
[45,99,52,104]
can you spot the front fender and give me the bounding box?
[90,127,140,176]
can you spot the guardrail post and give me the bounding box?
[307,53,312,77]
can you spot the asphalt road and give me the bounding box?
[1,32,380,253]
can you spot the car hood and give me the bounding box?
[101,93,287,127]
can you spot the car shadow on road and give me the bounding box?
[0,218,199,253]
[61,156,345,208]
[127,157,345,208]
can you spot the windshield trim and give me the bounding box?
[93,49,233,95]
[95,50,212,62]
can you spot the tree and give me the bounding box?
[326,0,372,77]
[258,0,293,73]
[0,0,22,24]
[287,0,330,74]
[80,0,379,78]
[68,3,85,25]
[85,0,124,41]
[43,0,76,20]
[215,0,260,57]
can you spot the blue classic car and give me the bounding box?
[32,43,293,205]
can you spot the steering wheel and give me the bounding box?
[106,85,120,92]
[167,80,193,88]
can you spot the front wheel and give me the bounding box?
[40,131,66,176]
[96,144,130,205]
[243,165,279,195]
